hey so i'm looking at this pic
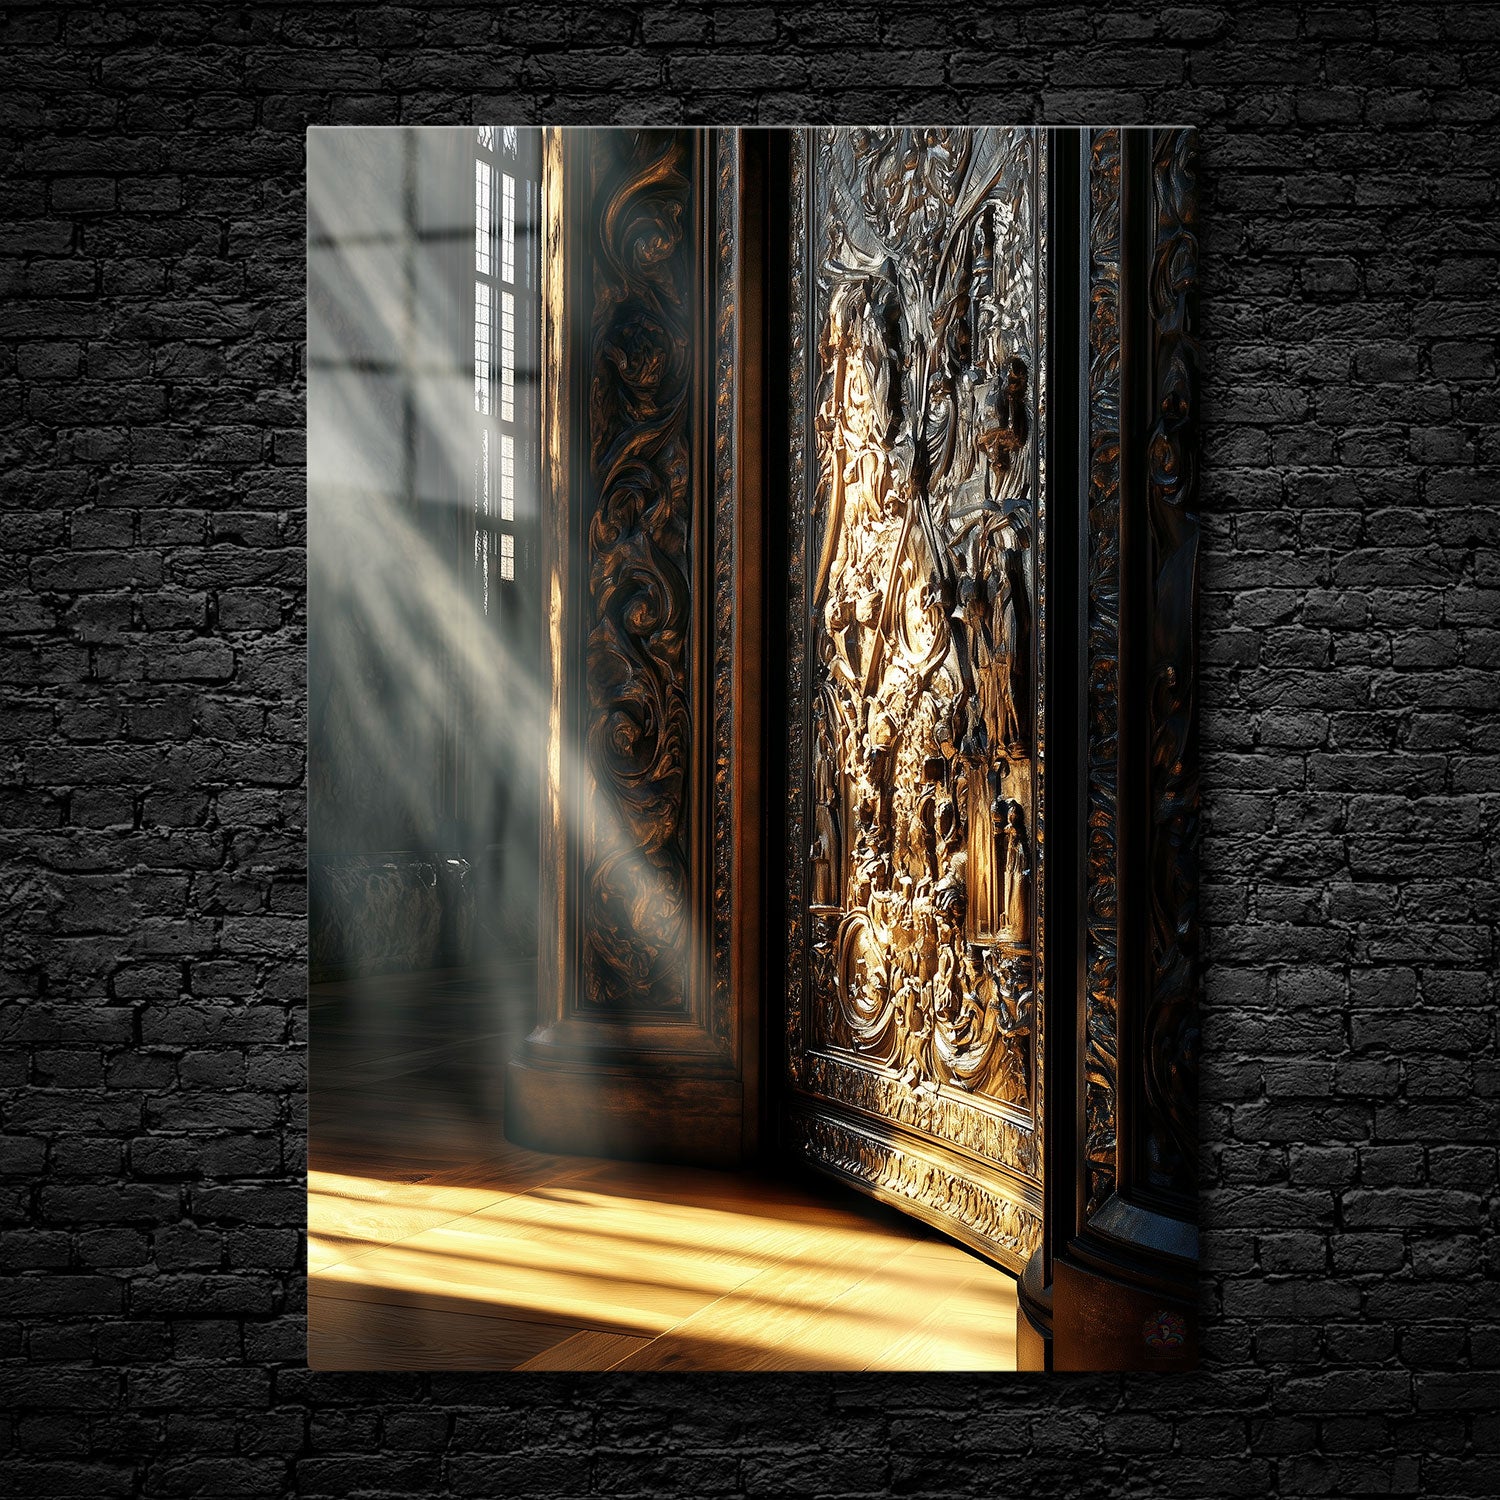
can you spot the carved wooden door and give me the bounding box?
[783,128,1047,1270]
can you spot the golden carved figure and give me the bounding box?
[811,129,1037,1109]
[1002,802,1030,948]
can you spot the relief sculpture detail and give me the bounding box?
[582,131,695,1013]
[805,128,1041,1123]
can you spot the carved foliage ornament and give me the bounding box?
[1141,128,1200,1197]
[808,128,1039,1111]
[1084,127,1122,1218]
[709,130,737,1051]
[583,131,695,1013]
[786,132,811,1085]
[790,129,1045,1266]
[790,1110,1038,1261]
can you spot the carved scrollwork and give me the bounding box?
[787,130,810,1084]
[788,129,1045,1263]
[583,130,695,1012]
[789,1110,1041,1266]
[805,1052,1039,1178]
[710,130,736,1049]
[1141,127,1200,1196]
[807,128,1040,1112]
[1085,127,1122,1218]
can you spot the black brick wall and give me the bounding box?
[2,3,1496,1495]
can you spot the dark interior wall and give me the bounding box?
[1,4,1495,1494]
[305,127,544,978]
[306,128,470,981]
[308,127,463,863]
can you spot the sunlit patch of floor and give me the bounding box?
[309,1158,1017,1371]
[309,967,1018,1371]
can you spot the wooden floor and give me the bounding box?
[309,963,1018,1371]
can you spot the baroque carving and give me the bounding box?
[514,129,756,1166]
[787,129,1045,1269]
[1085,127,1122,1218]
[582,131,695,1012]
[786,130,810,1085]
[1141,127,1200,1197]
[805,1051,1039,1178]
[789,1110,1042,1266]
[807,128,1040,1111]
[710,129,737,1050]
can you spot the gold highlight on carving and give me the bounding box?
[807,129,1040,1112]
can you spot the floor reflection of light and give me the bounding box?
[309,1166,1017,1367]
[311,1168,968,1280]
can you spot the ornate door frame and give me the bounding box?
[504,126,1199,1369]
[1036,125,1201,1372]
[507,127,763,1166]
[779,127,1200,1370]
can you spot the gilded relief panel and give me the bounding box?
[790,128,1044,1266]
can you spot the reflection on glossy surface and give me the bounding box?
[309,963,1017,1371]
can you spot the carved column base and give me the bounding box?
[505,1022,750,1168]
[1050,1257,1197,1372]
[1026,1198,1198,1372]
[1015,1249,1053,1371]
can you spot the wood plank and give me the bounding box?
[309,1211,472,1274]
[306,1152,611,1271]
[864,1268,1018,1371]
[308,963,1018,1373]
[468,1182,830,1277]
[513,1329,652,1372]
[312,1225,741,1337]
[610,1219,926,1371]
[555,1160,933,1246]
[308,1293,576,1370]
